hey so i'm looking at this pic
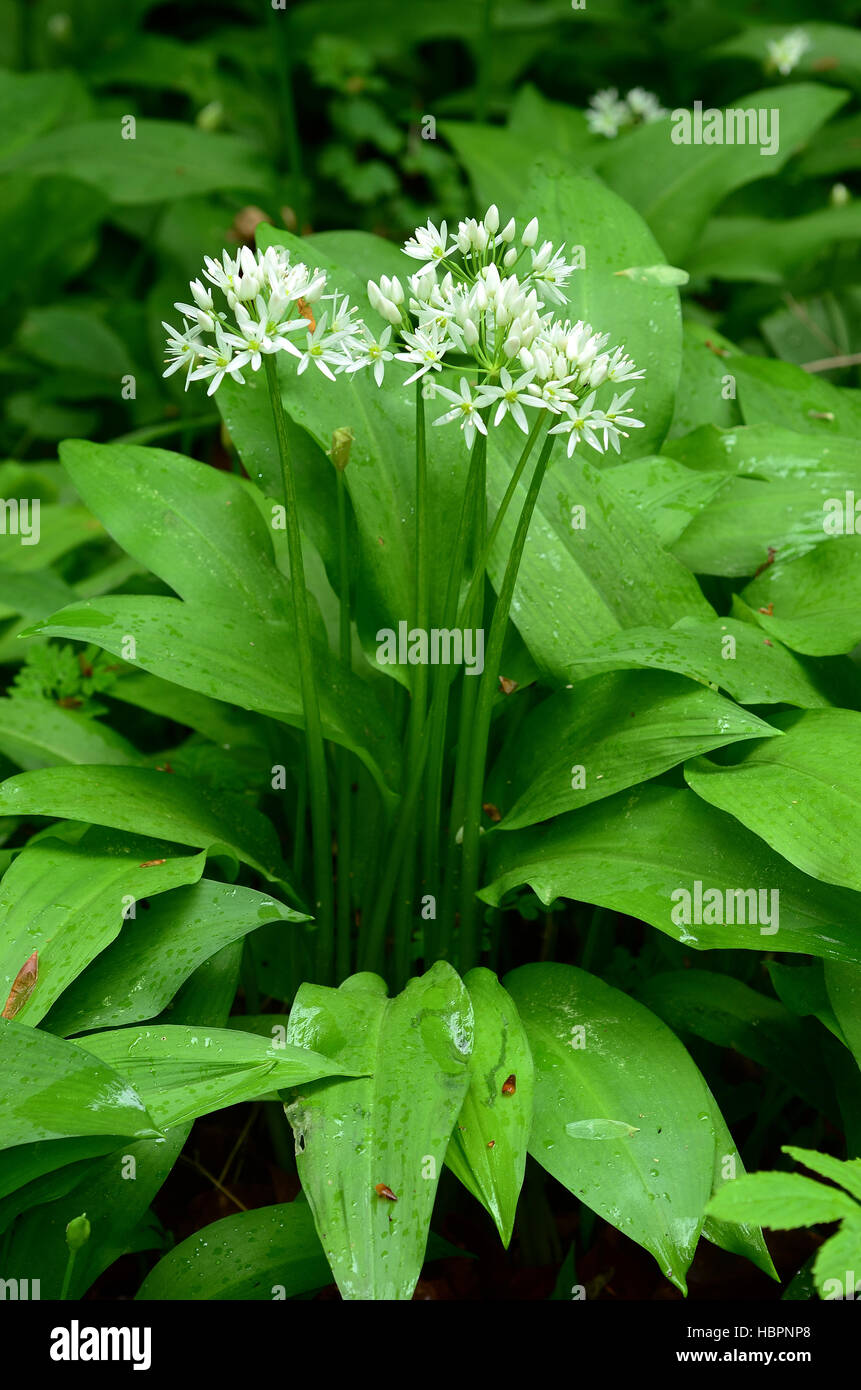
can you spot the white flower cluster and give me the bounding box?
[355,209,645,453]
[766,28,811,77]
[163,244,366,396]
[586,87,667,138]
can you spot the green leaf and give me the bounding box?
[0,828,205,1026]
[732,356,861,439]
[700,1087,777,1280]
[514,165,682,455]
[59,440,292,619]
[0,1021,158,1146]
[559,618,830,709]
[481,784,861,961]
[711,22,861,96]
[688,207,861,284]
[19,308,135,376]
[615,264,689,286]
[493,670,776,829]
[504,963,715,1292]
[0,765,287,884]
[284,963,473,1300]
[610,454,728,547]
[783,1146,861,1205]
[77,1024,359,1131]
[29,599,400,799]
[824,962,861,1070]
[685,710,861,894]
[664,423,861,484]
[487,449,712,680]
[0,942,244,1298]
[706,1172,857,1229]
[813,1223,861,1299]
[444,968,533,1247]
[637,971,829,1113]
[597,84,847,262]
[0,697,139,770]
[0,120,271,204]
[136,1200,332,1300]
[739,537,861,656]
[44,880,306,1037]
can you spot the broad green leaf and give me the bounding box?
[706,1172,857,1229]
[824,962,861,1070]
[444,968,533,1247]
[0,1138,121,1238]
[0,828,205,1026]
[739,537,861,656]
[0,120,271,203]
[0,697,139,770]
[700,1086,777,1280]
[487,447,712,679]
[768,962,845,1042]
[685,710,861,894]
[0,1020,158,1146]
[514,165,682,455]
[0,503,101,572]
[136,1201,332,1300]
[559,618,831,709]
[610,455,728,547]
[636,972,829,1113]
[44,880,306,1037]
[783,1146,861,1205]
[668,322,742,438]
[798,111,861,176]
[284,963,473,1300]
[439,122,546,222]
[0,765,287,883]
[19,308,135,376]
[59,440,292,619]
[597,85,847,262]
[504,962,715,1292]
[493,670,776,830]
[77,1024,358,1131]
[0,942,243,1299]
[29,598,401,799]
[615,264,689,286]
[0,70,84,159]
[481,784,861,961]
[732,356,861,439]
[664,422,861,484]
[688,207,861,284]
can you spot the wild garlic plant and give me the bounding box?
[163,211,645,982]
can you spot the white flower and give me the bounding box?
[164,242,368,395]
[475,368,537,433]
[403,219,453,263]
[767,28,811,76]
[625,87,667,123]
[431,378,488,449]
[601,388,645,453]
[396,322,453,385]
[188,322,247,396]
[586,88,630,137]
[348,208,643,453]
[344,325,394,387]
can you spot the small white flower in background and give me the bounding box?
[766,28,812,76]
[587,86,666,138]
[355,206,645,453]
[163,243,366,395]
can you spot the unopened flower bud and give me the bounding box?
[330,427,354,472]
[485,204,500,234]
[521,217,539,247]
[500,218,516,243]
[65,1214,91,1253]
[503,247,517,269]
[463,319,479,347]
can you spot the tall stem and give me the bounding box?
[362,425,485,972]
[264,356,333,981]
[458,429,555,970]
[335,467,353,982]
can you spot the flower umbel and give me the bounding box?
[162,244,366,395]
[586,87,667,138]
[356,206,645,453]
[766,28,812,77]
